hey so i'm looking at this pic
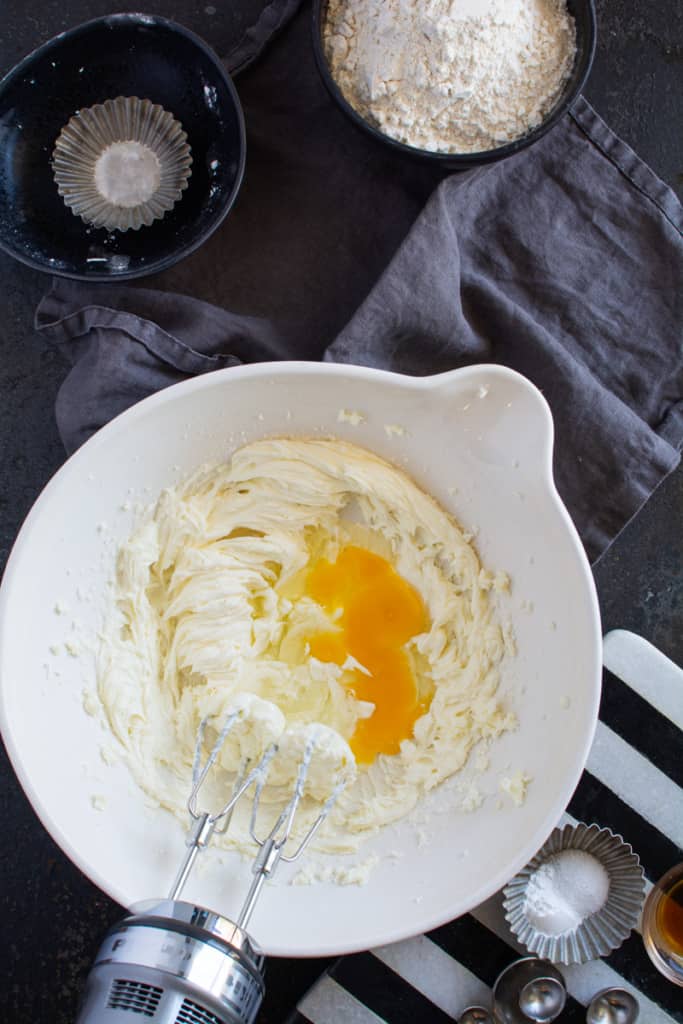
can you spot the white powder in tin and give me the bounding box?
[524,849,610,936]
[324,0,576,153]
[94,141,161,208]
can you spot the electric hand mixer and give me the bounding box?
[75,715,347,1024]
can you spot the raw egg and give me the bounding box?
[306,545,429,764]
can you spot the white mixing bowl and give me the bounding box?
[0,362,601,956]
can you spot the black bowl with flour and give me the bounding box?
[0,14,245,281]
[312,0,596,168]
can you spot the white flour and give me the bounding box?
[524,849,610,935]
[324,0,576,153]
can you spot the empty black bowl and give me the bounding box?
[0,13,246,280]
[312,0,596,168]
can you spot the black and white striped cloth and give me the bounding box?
[287,630,683,1023]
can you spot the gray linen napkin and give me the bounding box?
[223,0,303,74]
[35,2,682,564]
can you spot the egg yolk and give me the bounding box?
[306,545,429,765]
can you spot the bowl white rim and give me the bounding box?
[0,361,602,955]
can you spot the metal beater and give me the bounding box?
[75,715,346,1024]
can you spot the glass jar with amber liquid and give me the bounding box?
[642,863,683,985]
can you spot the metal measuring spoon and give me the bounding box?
[459,1009,494,1024]
[586,988,639,1024]
[518,977,567,1021]
[493,958,567,1024]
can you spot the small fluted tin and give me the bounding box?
[52,96,192,231]
[502,823,645,965]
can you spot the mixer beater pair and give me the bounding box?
[76,713,347,1024]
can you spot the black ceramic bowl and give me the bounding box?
[0,14,245,281]
[312,0,596,168]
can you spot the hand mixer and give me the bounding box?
[75,715,347,1024]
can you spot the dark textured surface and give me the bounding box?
[0,1,681,1022]
[0,0,264,72]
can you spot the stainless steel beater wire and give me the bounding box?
[215,744,278,824]
[170,716,270,900]
[248,738,313,847]
[236,743,313,930]
[214,762,246,835]
[281,740,314,838]
[172,717,351,915]
[168,823,209,900]
[235,775,348,929]
[281,774,348,863]
[191,717,208,787]
[188,711,240,819]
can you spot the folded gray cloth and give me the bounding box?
[223,0,303,74]
[35,2,682,564]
